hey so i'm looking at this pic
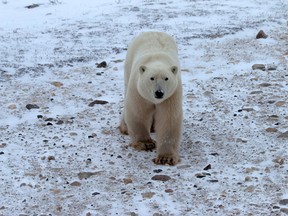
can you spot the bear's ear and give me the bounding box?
[171,66,178,74]
[139,65,146,74]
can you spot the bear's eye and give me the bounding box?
[165,77,169,81]
[150,77,154,81]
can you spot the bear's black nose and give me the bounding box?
[155,90,164,99]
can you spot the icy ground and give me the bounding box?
[1,0,288,215]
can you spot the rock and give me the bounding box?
[208,179,218,183]
[252,64,265,71]
[8,104,17,109]
[78,171,102,180]
[56,120,64,125]
[25,4,40,9]
[266,128,278,133]
[273,157,284,165]
[141,192,155,199]
[258,83,272,87]
[151,175,171,182]
[96,61,107,68]
[0,143,7,148]
[245,185,255,192]
[26,104,40,110]
[203,164,211,170]
[153,169,162,173]
[130,7,140,12]
[278,131,288,139]
[195,172,211,178]
[242,108,254,112]
[281,208,288,214]
[88,100,108,107]
[276,101,285,106]
[250,90,263,94]
[92,192,100,196]
[70,181,81,187]
[165,189,173,193]
[267,64,277,71]
[280,199,288,205]
[256,30,268,39]
[47,156,55,161]
[123,178,133,185]
[51,81,63,87]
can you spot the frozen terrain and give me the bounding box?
[0,0,288,215]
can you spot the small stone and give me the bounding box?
[92,192,100,196]
[236,138,247,143]
[51,81,63,87]
[56,120,64,125]
[26,104,40,110]
[0,143,7,148]
[165,189,173,193]
[267,64,277,71]
[195,172,211,178]
[25,4,40,9]
[141,192,155,199]
[177,165,191,169]
[153,169,162,173]
[123,178,133,185]
[276,101,285,106]
[203,164,211,170]
[47,156,55,161]
[278,131,288,139]
[8,104,17,109]
[130,7,140,12]
[250,90,263,94]
[256,30,268,39]
[88,100,109,107]
[0,152,4,155]
[273,157,284,165]
[245,176,251,182]
[245,185,255,192]
[281,208,288,214]
[280,199,288,205]
[96,61,107,68]
[78,171,102,180]
[151,175,171,182]
[266,128,278,133]
[70,181,81,187]
[252,64,265,71]
[207,179,219,183]
[258,83,272,87]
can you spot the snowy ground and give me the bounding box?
[1,0,288,215]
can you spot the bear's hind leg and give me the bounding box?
[119,117,128,135]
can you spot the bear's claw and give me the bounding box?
[131,140,156,151]
[153,155,179,166]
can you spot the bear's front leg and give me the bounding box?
[125,109,156,151]
[153,101,182,165]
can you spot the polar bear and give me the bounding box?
[119,32,183,165]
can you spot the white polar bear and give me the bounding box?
[119,32,183,165]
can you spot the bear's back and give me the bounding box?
[131,32,177,55]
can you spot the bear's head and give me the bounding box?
[137,63,179,104]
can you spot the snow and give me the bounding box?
[1,0,288,215]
